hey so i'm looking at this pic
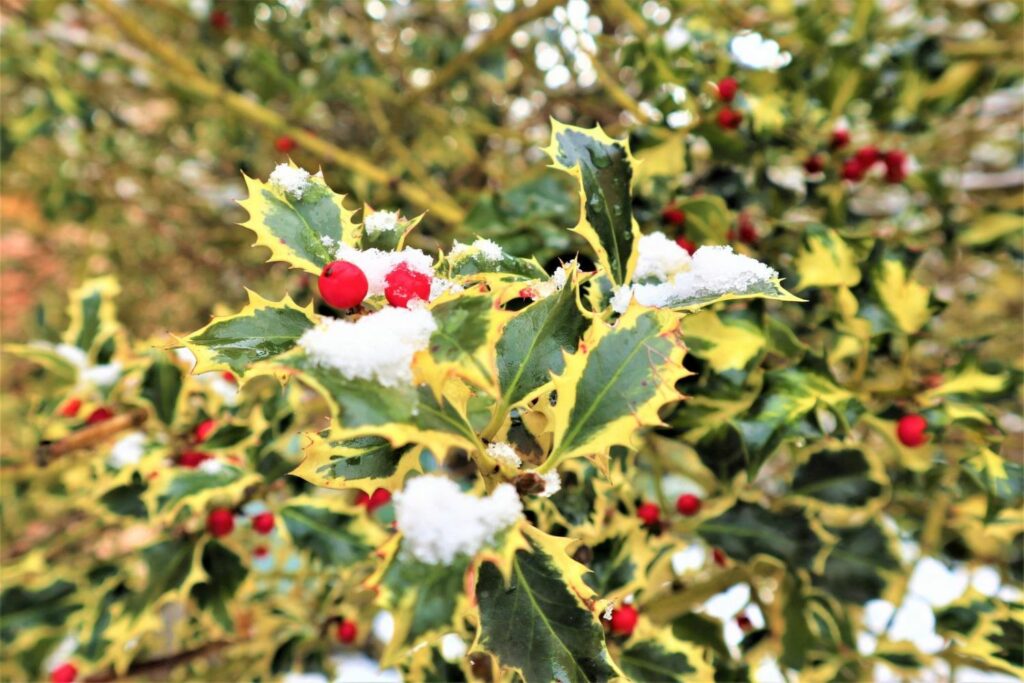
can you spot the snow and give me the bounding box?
[108,431,146,469]
[671,544,707,575]
[472,238,504,261]
[393,476,522,565]
[331,653,401,683]
[53,342,122,387]
[730,31,792,71]
[532,470,561,497]
[613,245,778,312]
[334,244,434,297]
[269,163,312,199]
[198,458,225,475]
[908,557,969,606]
[299,306,436,387]
[282,674,327,683]
[363,210,401,235]
[429,277,465,300]
[486,442,522,469]
[448,241,471,258]
[371,611,394,644]
[634,232,692,281]
[440,633,467,662]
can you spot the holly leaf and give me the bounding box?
[0,580,80,643]
[794,226,862,290]
[443,245,548,282]
[182,291,317,376]
[813,522,900,604]
[616,627,713,682]
[290,432,421,493]
[490,273,588,424]
[698,501,824,569]
[675,195,731,243]
[148,464,258,517]
[64,276,121,353]
[545,305,687,470]
[871,256,930,335]
[191,540,247,631]
[789,446,887,523]
[140,354,184,427]
[279,497,380,567]
[683,311,766,373]
[126,537,201,618]
[544,120,640,286]
[419,291,504,395]
[238,168,357,274]
[474,529,622,683]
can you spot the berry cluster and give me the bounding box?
[714,76,743,131]
[319,258,429,311]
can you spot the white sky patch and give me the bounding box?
[282,673,327,683]
[334,244,434,297]
[269,163,311,199]
[51,342,122,388]
[371,611,394,644]
[299,307,436,387]
[108,431,147,469]
[613,246,778,313]
[907,557,970,606]
[330,652,401,683]
[730,31,792,71]
[635,232,692,281]
[393,476,522,565]
[486,442,522,469]
[363,210,401,235]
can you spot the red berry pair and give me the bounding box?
[318,261,430,310]
[355,488,392,513]
[636,494,703,527]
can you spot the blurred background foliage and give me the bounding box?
[1,0,1021,445]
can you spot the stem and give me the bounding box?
[36,408,148,464]
[91,0,464,224]
[641,565,747,623]
[399,0,562,104]
[83,640,233,682]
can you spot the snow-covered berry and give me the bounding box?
[319,260,369,310]
[384,263,431,308]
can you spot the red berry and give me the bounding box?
[59,398,82,418]
[803,155,824,174]
[716,76,739,103]
[194,419,216,443]
[736,214,758,244]
[712,548,728,566]
[221,371,237,384]
[50,663,77,683]
[830,128,851,149]
[675,493,702,517]
[854,145,880,167]
[274,135,296,153]
[897,414,929,447]
[337,619,358,644]
[354,491,370,506]
[178,451,212,468]
[209,10,230,30]
[518,287,536,300]
[883,150,908,183]
[252,511,275,535]
[318,260,368,310]
[737,614,753,632]
[841,158,866,182]
[661,206,686,227]
[609,605,638,636]
[253,545,269,558]
[636,502,661,527]
[675,236,697,255]
[384,263,431,308]
[207,508,235,538]
[717,107,743,130]
[85,407,114,425]
[367,488,391,512]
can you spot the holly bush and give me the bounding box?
[2,2,1022,683]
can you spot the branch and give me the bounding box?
[91,0,465,225]
[641,565,747,623]
[400,0,562,104]
[36,408,148,465]
[84,640,233,682]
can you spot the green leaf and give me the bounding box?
[794,226,862,290]
[238,169,357,274]
[192,540,247,630]
[683,311,766,373]
[280,502,374,566]
[544,121,640,285]
[698,502,824,569]
[959,213,1022,246]
[141,355,183,426]
[64,277,120,353]
[422,291,502,393]
[675,196,731,244]
[962,447,1022,509]
[617,632,710,682]
[813,522,900,604]
[154,466,246,512]
[546,305,687,469]
[871,256,930,335]
[183,291,317,376]
[128,537,197,618]
[790,447,886,511]
[493,275,588,415]
[201,424,252,449]
[475,533,621,683]
[291,433,419,492]
[0,580,80,642]
[444,245,547,282]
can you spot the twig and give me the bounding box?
[91,0,464,225]
[83,640,233,682]
[36,408,148,465]
[641,565,746,623]
[399,0,562,105]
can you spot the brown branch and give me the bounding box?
[36,408,148,465]
[399,0,562,105]
[84,640,233,682]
